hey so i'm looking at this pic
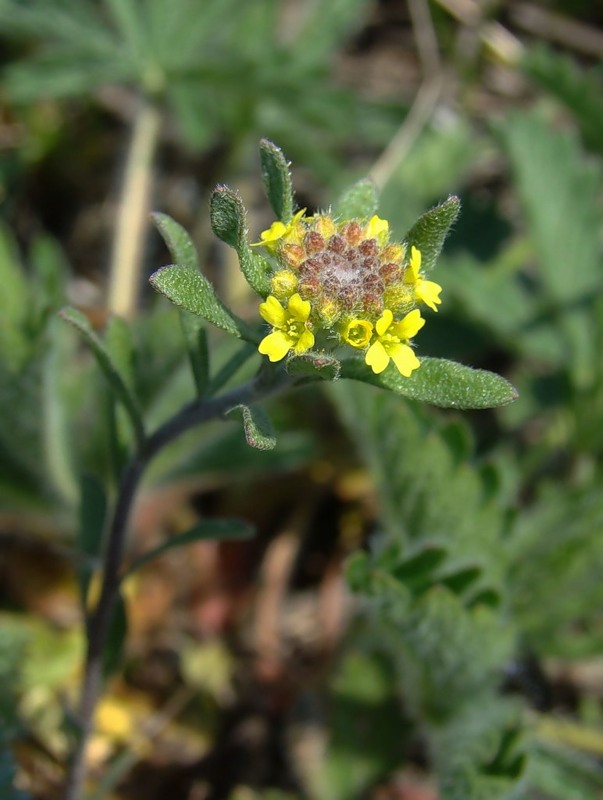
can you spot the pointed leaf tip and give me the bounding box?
[259,139,294,223]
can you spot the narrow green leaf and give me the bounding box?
[403,196,461,273]
[286,350,341,381]
[392,546,448,584]
[227,404,276,450]
[340,356,518,409]
[210,186,270,295]
[180,312,209,397]
[259,139,294,223]
[151,212,199,270]
[207,341,257,395]
[59,307,145,444]
[335,178,379,220]
[126,518,255,575]
[149,264,259,343]
[78,475,106,604]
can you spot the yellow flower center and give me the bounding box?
[342,319,373,348]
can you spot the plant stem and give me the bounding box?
[108,101,162,320]
[64,368,295,800]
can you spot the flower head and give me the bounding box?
[258,293,314,362]
[254,212,439,376]
[404,246,442,312]
[365,309,424,376]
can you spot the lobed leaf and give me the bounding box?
[340,356,518,409]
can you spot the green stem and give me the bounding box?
[63,367,295,800]
[108,101,162,320]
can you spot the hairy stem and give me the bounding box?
[64,367,295,800]
[108,101,162,320]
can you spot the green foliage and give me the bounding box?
[259,138,294,224]
[126,518,255,575]
[403,195,461,274]
[226,404,277,451]
[329,382,521,797]
[210,187,271,296]
[341,356,518,409]
[149,265,257,341]
[59,307,146,445]
[335,178,379,220]
[522,45,603,156]
[0,0,387,176]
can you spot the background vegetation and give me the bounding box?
[1,1,603,798]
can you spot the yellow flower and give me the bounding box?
[253,209,306,253]
[365,215,389,241]
[365,309,424,376]
[404,246,442,312]
[341,318,373,349]
[258,293,314,362]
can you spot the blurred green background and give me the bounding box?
[1,1,603,798]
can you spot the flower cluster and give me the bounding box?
[254,211,442,377]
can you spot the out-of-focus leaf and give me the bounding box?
[151,212,199,271]
[335,178,379,220]
[59,307,145,445]
[523,45,603,155]
[126,518,254,575]
[180,313,209,397]
[340,356,518,409]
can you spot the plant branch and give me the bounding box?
[63,366,296,800]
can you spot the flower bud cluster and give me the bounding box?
[254,211,442,377]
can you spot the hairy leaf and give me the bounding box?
[335,178,379,220]
[259,139,294,223]
[403,196,461,273]
[340,356,518,409]
[227,404,276,450]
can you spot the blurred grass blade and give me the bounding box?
[340,356,518,409]
[126,518,255,575]
[59,307,145,445]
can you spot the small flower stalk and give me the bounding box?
[253,211,442,377]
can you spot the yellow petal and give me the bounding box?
[259,295,287,327]
[365,215,389,240]
[388,343,420,377]
[365,340,390,374]
[404,246,421,284]
[287,293,311,322]
[375,309,393,337]
[392,309,425,340]
[294,329,315,353]
[416,280,442,312]
[258,331,292,362]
